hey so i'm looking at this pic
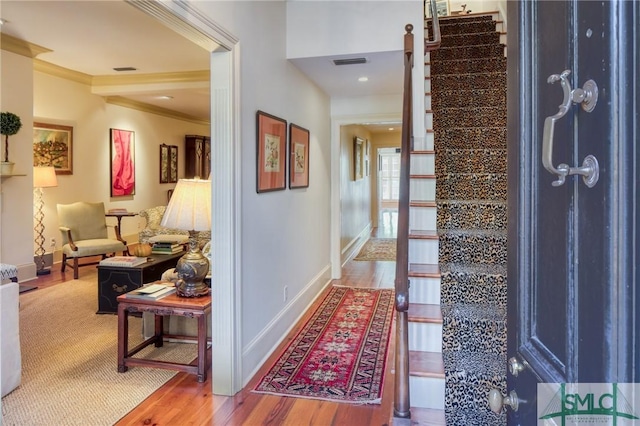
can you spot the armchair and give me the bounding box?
[57,202,128,279]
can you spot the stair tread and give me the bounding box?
[411,150,435,155]
[410,350,445,378]
[409,230,438,239]
[409,263,440,277]
[410,201,437,208]
[404,408,446,426]
[410,174,436,179]
[440,262,506,275]
[408,303,442,323]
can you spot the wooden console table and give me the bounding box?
[117,292,212,382]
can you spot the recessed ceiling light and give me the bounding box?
[388,127,395,131]
[156,95,173,100]
[358,76,369,82]
[0,18,7,25]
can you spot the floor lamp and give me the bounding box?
[34,166,58,276]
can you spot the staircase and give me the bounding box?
[399,13,508,424]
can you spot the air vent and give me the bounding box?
[333,57,367,66]
[113,67,137,72]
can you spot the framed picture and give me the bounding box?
[160,144,178,183]
[110,128,135,197]
[289,123,310,189]
[426,0,449,18]
[364,139,371,177]
[256,110,287,193]
[354,136,364,180]
[33,122,73,174]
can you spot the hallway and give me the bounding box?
[116,219,409,425]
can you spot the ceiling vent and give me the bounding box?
[113,67,137,72]
[333,57,367,66]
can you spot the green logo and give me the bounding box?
[539,383,639,425]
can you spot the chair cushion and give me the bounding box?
[62,239,127,258]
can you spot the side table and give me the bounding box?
[106,211,137,255]
[117,293,212,382]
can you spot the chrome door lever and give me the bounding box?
[541,70,600,188]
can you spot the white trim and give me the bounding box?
[134,0,242,396]
[241,264,332,387]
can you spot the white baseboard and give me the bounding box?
[241,263,332,387]
[341,223,372,266]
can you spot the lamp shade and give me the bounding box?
[161,178,211,231]
[33,166,58,188]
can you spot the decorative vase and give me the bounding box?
[0,161,15,175]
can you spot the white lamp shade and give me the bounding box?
[161,178,211,231]
[33,166,58,188]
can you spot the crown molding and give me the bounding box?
[105,96,209,126]
[92,70,209,87]
[34,60,93,85]
[0,33,52,58]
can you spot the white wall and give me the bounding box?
[287,0,422,58]
[194,1,332,385]
[33,71,209,262]
[0,51,36,279]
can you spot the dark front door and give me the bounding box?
[505,0,639,424]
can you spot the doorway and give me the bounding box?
[377,148,400,238]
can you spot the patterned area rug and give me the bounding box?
[353,238,397,261]
[253,286,394,404]
[1,271,197,425]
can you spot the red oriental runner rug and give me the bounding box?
[253,286,395,404]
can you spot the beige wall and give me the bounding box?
[34,71,209,260]
[339,124,373,256]
[0,50,37,279]
[1,52,209,282]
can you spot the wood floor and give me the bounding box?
[28,216,444,425]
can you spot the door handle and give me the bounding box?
[508,356,528,377]
[541,69,600,188]
[489,389,520,413]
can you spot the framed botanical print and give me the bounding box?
[256,110,287,193]
[289,123,310,189]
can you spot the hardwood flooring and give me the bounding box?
[29,220,405,425]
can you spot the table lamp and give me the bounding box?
[161,178,211,297]
[34,166,58,275]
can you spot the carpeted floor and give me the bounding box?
[253,286,394,404]
[1,271,197,425]
[353,238,397,261]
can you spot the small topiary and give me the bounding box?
[0,111,23,163]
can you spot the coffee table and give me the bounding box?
[117,292,212,382]
[97,252,184,314]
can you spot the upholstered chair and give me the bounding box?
[57,202,127,279]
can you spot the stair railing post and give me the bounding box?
[394,23,414,419]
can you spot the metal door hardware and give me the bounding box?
[541,70,600,188]
[489,389,520,413]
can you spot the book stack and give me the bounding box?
[151,242,184,254]
[99,256,147,267]
[107,208,129,214]
[125,281,176,300]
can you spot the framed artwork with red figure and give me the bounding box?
[256,110,287,193]
[110,128,135,196]
[289,123,309,189]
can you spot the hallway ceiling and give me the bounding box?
[0,1,403,126]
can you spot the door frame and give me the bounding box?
[128,0,243,395]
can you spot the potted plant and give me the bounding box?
[0,111,23,175]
